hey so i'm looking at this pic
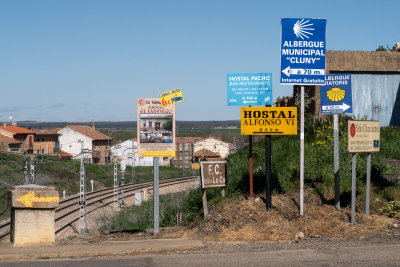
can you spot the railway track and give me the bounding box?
[0,176,198,241]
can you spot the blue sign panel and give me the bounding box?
[280,18,327,85]
[320,74,352,114]
[227,73,272,106]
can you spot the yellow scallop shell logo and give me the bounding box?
[326,87,345,102]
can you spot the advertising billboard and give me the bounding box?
[137,98,176,157]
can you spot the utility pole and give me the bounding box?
[192,139,196,177]
[182,140,185,176]
[132,139,135,183]
[23,141,28,185]
[78,140,87,234]
[29,157,35,184]
[120,160,126,206]
[113,154,119,208]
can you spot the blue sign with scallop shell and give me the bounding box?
[320,74,352,114]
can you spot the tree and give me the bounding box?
[163,118,172,131]
[376,44,397,52]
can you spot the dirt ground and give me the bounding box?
[70,192,399,244]
[147,193,399,243]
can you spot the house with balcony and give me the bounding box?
[58,123,111,164]
[33,129,60,156]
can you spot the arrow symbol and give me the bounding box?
[16,191,59,208]
[282,66,325,77]
[243,100,257,104]
[322,103,351,112]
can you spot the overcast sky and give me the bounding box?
[1,0,398,122]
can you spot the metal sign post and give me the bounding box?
[265,134,271,210]
[153,157,160,235]
[265,104,272,210]
[281,18,327,216]
[333,114,340,209]
[348,120,380,223]
[320,74,352,209]
[351,153,356,224]
[249,135,253,198]
[366,153,371,216]
[300,86,305,216]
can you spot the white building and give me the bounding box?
[194,137,232,159]
[110,139,158,167]
[58,124,111,164]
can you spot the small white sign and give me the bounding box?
[121,160,127,171]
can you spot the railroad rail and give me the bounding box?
[0,176,198,241]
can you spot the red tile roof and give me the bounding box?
[60,150,72,158]
[1,125,34,134]
[195,148,221,157]
[33,129,59,135]
[0,134,22,144]
[66,125,111,141]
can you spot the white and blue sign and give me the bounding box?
[227,73,272,106]
[320,74,352,114]
[280,18,327,85]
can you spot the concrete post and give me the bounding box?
[8,185,59,246]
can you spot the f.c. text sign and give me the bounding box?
[280,18,327,85]
[201,161,227,188]
[241,107,297,135]
[227,73,272,106]
[348,121,380,153]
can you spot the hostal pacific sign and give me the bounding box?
[241,107,297,135]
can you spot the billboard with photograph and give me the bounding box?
[137,98,176,157]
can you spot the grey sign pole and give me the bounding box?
[300,85,305,216]
[366,153,371,216]
[153,157,160,235]
[333,114,340,209]
[351,153,356,224]
[202,189,208,217]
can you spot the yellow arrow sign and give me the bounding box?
[16,191,59,208]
